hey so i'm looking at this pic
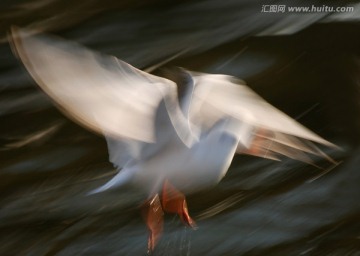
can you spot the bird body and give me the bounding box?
[95,105,245,195]
[10,27,337,252]
[132,122,240,194]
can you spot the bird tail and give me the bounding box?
[87,169,133,195]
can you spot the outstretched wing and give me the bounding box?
[10,27,175,143]
[189,72,337,164]
[10,27,195,169]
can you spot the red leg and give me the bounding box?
[142,194,164,253]
[161,180,197,229]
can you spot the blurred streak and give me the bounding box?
[10,0,60,10]
[1,146,91,174]
[207,51,278,79]
[197,192,245,220]
[0,68,34,91]
[0,91,51,116]
[306,161,343,183]
[0,0,120,42]
[144,48,190,73]
[215,46,248,71]
[0,0,356,64]
[276,51,307,74]
[257,13,325,36]
[294,103,320,121]
[3,121,63,149]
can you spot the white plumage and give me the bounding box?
[10,27,337,250]
[10,27,336,194]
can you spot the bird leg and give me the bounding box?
[142,181,196,252]
[142,194,164,253]
[161,179,197,228]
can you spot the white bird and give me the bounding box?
[10,27,337,252]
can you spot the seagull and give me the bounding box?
[10,27,337,252]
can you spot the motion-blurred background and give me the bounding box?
[0,0,359,255]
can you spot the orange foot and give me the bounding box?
[142,194,164,253]
[142,180,197,253]
[161,180,197,229]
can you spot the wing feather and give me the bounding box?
[190,72,337,164]
[10,27,176,143]
[10,27,196,169]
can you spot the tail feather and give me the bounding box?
[87,169,133,195]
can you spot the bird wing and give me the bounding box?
[189,72,337,164]
[10,27,194,168]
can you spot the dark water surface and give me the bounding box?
[0,1,359,255]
